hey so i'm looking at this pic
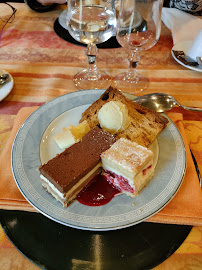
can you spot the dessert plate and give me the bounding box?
[11,90,186,231]
[171,41,202,72]
[0,70,14,101]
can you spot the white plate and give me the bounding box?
[0,70,14,101]
[171,41,202,72]
[11,90,186,231]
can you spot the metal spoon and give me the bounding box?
[134,92,202,188]
[134,93,202,112]
[0,73,10,85]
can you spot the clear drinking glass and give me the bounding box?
[113,0,163,93]
[66,0,117,90]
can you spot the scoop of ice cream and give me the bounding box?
[98,101,130,134]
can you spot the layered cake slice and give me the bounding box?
[101,138,154,197]
[39,126,116,206]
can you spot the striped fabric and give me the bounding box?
[0,3,202,155]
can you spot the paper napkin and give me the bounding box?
[162,7,202,45]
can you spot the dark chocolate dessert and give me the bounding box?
[39,126,116,206]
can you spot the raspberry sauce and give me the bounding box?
[76,174,120,206]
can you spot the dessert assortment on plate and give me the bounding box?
[39,87,169,207]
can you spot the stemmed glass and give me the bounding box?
[0,2,17,46]
[113,0,163,93]
[66,0,117,90]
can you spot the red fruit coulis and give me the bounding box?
[77,174,120,206]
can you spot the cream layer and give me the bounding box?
[102,160,154,196]
[40,162,101,206]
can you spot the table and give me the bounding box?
[0,3,202,270]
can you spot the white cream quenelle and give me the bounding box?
[98,101,131,134]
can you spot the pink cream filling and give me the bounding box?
[103,164,153,194]
[103,171,135,193]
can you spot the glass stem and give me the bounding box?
[85,43,99,80]
[126,50,140,81]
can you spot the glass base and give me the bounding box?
[73,69,111,90]
[112,71,149,94]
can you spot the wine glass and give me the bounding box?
[66,0,117,90]
[113,0,163,93]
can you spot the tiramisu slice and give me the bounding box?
[101,138,154,197]
[39,126,116,206]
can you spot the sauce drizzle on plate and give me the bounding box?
[77,174,120,206]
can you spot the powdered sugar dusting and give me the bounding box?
[101,138,153,174]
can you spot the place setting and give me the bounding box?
[162,7,202,72]
[4,0,185,225]
[0,1,202,270]
[1,86,195,269]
